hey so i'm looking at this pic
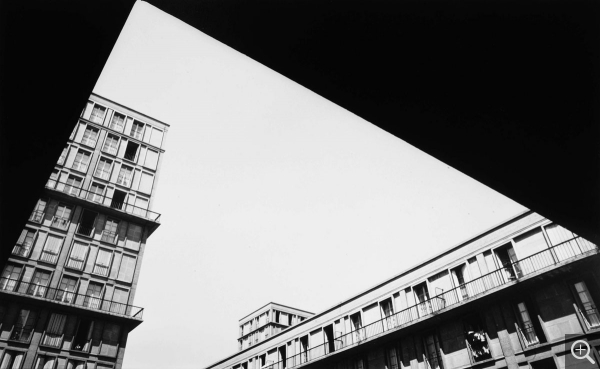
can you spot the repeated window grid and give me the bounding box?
[41,313,67,348]
[101,219,119,244]
[47,169,59,189]
[66,242,89,270]
[71,150,91,173]
[0,351,25,369]
[27,270,51,297]
[93,249,113,277]
[80,126,99,147]
[102,134,120,155]
[116,165,133,187]
[57,146,69,166]
[109,112,125,132]
[130,121,144,140]
[87,182,106,203]
[30,198,47,223]
[90,104,106,123]
[94,157,113,180]
[83,282,104,309]
[56,276,78,303]
[62,175,83,197]
[51,203,72,230]
[10,309,37,343]
[0,264,22,292]
[39,234,63,264]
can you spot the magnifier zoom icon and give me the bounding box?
[571,340,596,364]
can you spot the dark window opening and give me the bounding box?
[324,324,335,354]
[77,209,97,237]
[278,346,287,369]
[124,141,139,161]
[463,314,491,362]
[72,319,93,351]
[495,244,520,279]
[111,190,127,210]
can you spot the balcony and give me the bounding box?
[46,179,161,223]
[252,236,597,369]
[0,278,144,319]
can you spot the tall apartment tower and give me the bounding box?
[0,93,168,369]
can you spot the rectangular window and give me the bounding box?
[13,228,36,257]
[100,323,121,357]
[1,351,25,368]
[67,360,85,369]
[94,157,113,180]
[423,333,443,369]
[35,356,56,369]
[72,319,94,352]
[56,276,78,303]
[130,121,144,139]
[125,224,142,250]
[574,281,600,328]
[133,197,149,216]
[144,149,159,170]
[102,134,120,155]
[80,126,99,147]
[90,104,106,123]
[63,175,83,197]
[10,309,37,343]
[110,112,125,132]
[93,249,113,277]
[110,287,129,314]
[52,204,72,230]
[138,172,154,194]
[71,150,92,173]
[149,128,163,147]
[47,169,59,189]
[76,209,97,237]
[116,165,133,187]
[101,219,119,244]
[41,313,67,348]
[1,264,23,292]
[30,198,47,223]
[124,141,140,161]
[87,182,106,203]
[117,255,136,283]
[66,242,89,270]
[58,146,69,166]
[516,302,539,346]
[40,235,63,264]
[84,282,103,309]
[27,269,51,297]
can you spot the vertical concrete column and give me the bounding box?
[491,305,519,369]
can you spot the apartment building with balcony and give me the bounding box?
[239,303,314,351]
[206,211,600,369]
[0,93,168,369]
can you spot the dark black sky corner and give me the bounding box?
[0,0,598,266]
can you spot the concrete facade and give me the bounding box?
[239,303,315,351]
[0,94,168,369]
[207,211,600,369]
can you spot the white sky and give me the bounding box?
[93,2,526,368]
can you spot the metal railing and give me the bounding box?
[12,243,32,257]
[578,306,600,329]
[517,324,539,348]
[39,250,59,264]
[51,216,70,230]
[0,278,144,319]
[76,225,95,237]
[244,236,596,369]
[46,179,161,222]
[101,230,118,244]
[30,210,44,223]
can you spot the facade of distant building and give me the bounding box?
[239,303,314,351]
[0,93,168,369]
[207,211,600,369]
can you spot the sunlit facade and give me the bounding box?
[207,212,600,369]
[0,93,168,369]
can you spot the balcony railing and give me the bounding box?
[247,236,597,369]
[517,324,539,348]
[51,216,70,230]
[46,179,161,222]
[12,243,32,257]
[0,278,144,319]
[76,225,95,237]
[30,210,44,223]
[39,250,59,264]
[578,306,600,329]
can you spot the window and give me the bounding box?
[93,249,113,277]
[51,203,72,230]
[125,224,142,250]
[385,347,400,369]
[40,234,63,264]
[423,333,443,369]
[47,169,59,189]
[149,128,164,147]
[56,276,78,303]
[35,355,57,369]
[130,121,144,139]
[117,254,136,283]
[133,197,149,216]
[124,141,139,161]
[30,198,47,223]
[380,298,395,329]
[102,133,120,155]
[67,360,86,369]
[71,318,94,352]
[574,281,600,328]
[1,264,23,291]
[0,351,25,369]
[87,182,106,203]
[90,104,106,123]
[63,175,83,196]
[13,228,36,257]
[116,165,133,187]
[84,282,104,309]
[41,313,67,348]
[10,309,37,343]
[76,209,97,237]
[71,149,92,173]
[144,149,159,170]
[66,242,89,270]
[27,269,51,297]
[110,190,127,210]
[138,172,154,194]
[100,323,121,357]
[516,302,539,347]
[58,146,69,166]
[110,287,129,314]
[80,126,99,147]
[414,282,431,316]
[101,218,119,244]
[109,112,125,132]
[94,157,113,180]
[463,315,491,362]
[350,312,363,343]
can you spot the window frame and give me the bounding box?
[92,248,114,277]
[12,227,37,258]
